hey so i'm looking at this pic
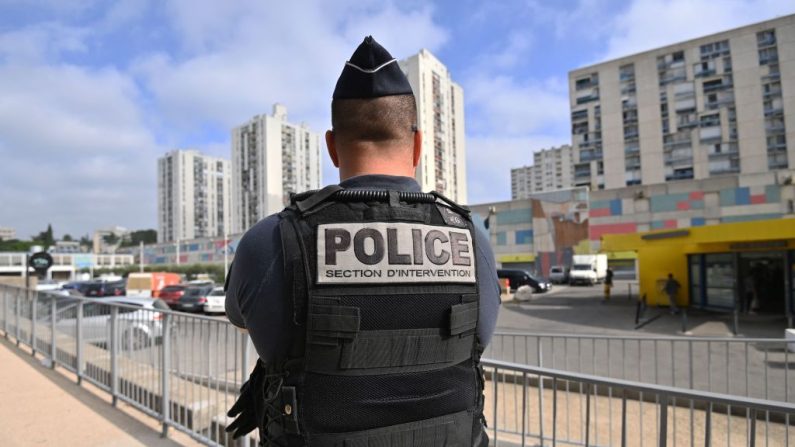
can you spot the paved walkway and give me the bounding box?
[0,337,201,447]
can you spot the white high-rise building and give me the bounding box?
[511,145,575,198]
[399,50,467,203]
[157,150,231,243]
[569,14,795,189]
[231,104,321,233]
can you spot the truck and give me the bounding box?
[126,272,181,297]
[569,254,608,285]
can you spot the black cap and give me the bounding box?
[333,36,414,100]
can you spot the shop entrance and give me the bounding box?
[738,251,787,314]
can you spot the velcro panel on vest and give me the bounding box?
[307,327,474,373]
[309,410,473,447]
[308,305,360,346]
[449,301,478,336]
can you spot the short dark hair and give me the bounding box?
[331,94,417,144]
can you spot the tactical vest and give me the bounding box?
[258,185,488,447]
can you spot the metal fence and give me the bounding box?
[0,284,256,446]
[2,284,795,446]
[486,332,795,404]
[484,359,795,446]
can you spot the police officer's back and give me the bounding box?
[225,36,500,447]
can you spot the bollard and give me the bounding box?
[680,308,688,333]
[733,308,740,336]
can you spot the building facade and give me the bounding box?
[399,50,467,203]
[0,227,16,241]
[157,150,231,243]
[511,145,574,198]
[569,14,795,190]
[470,188,590,277]
[231,104,321,234]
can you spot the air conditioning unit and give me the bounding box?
[634,190,645,199]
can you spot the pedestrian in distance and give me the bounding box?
[664,273,680,314]
[223,36,500,446]
[603,267,614,301]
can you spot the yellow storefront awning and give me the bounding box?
[498,253,535,263]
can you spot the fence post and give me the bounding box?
[237,333,251,447]
[658,394,668,447]
[160,313,171,438]
[15,290,20,346]
[30,292,37,356]
[3,288,7,339]
[76,301,83,385]
[110,306,119,407]
[50,297,56,368]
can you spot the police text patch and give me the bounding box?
[317,223,476,284]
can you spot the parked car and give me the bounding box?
[82,279,126,297]
[55,296,170,350]
[548,266,569,284]
[172,284,215,313]
[126,272,181,297]
[203,287,226,314]
[497,269,551,293]
[158,284,188,307]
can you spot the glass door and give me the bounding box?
[704,253,736,309]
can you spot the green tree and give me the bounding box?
[34,224,55,247]
[103,233,120,245]
[121,229,158,247]
[79,234,92,250]
[62,234,73,242]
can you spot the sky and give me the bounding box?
[0,0,793,239]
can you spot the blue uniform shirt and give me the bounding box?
[226,174,501,363]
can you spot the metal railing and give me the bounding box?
[486,332,795,404]
[0,284,256,446]
[2,283,794,446]
[483,358,795,446]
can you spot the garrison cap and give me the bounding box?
[333,36,414,100]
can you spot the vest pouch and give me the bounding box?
[308,410,474,447]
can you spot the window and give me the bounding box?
[515,229,533,245]
[495,232,507,246]
[757,29,776,47]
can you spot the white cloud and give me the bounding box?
[601,0,795,61]
[465,74,570,137]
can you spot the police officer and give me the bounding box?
[225,36,500,446]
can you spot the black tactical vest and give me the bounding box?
[258,186,488,447]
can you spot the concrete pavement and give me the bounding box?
[0,336,201,447]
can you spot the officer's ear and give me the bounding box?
[326,130,340,167]
[412,129,422,168]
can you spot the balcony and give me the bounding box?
[624,144,640,155]
[623,130,639,140]
[764,107,784,117]
[625,160,642,170]
[703,81,732,93]
[664,153,694,167]
[571,109,588,122]
[666,169,694,181]
[579,150,603,163]
[663,139,692,150]
[763,88,782,98]
[694,68,716,78]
